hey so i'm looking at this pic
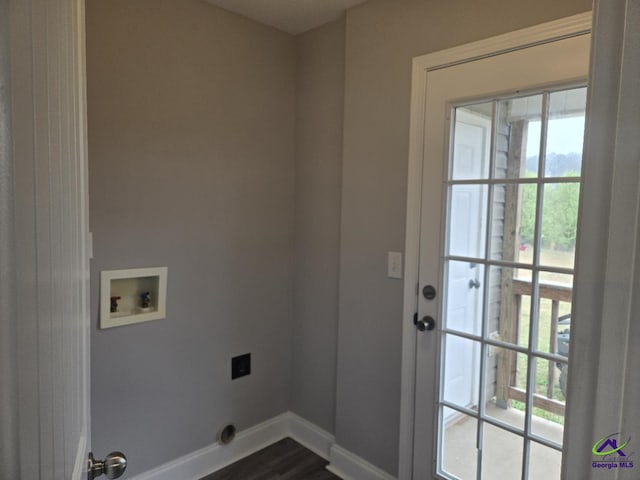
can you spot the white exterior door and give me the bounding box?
[407,23,591,480]
[443,110,490,413]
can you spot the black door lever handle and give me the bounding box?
[414,315,436,332]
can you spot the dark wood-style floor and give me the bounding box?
[200,438,341,480]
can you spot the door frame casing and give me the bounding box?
[398,12,592,479]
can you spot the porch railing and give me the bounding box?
[496,278,572,416]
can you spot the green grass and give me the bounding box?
[511,400,565,425]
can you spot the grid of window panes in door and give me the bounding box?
[437,87,586,480]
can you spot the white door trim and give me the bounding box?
[398,12,592,480]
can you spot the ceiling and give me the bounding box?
[201,0,368,35]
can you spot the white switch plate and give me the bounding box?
[388,251,403,279]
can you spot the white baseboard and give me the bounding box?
[327,444,397,480]
[128,413,289,480]
[285,412,335,459]
[128,412,394,480]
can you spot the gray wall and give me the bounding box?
[335,0,592,474]
[291,19,345,434]
[86,0,296,476]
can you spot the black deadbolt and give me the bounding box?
[422,285,437,300]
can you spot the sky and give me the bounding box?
[526,116,586,157]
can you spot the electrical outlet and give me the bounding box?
[231,353,251,379]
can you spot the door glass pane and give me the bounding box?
[528,442,562,479]
[440,407,478,479]
[481,423,523,479]
[444,261,484,336]
[484,350,528,431]
[442,334,481,409]
[490,183,537,264]
[487,266,531,348]
[540,183,580,270]
[544,88,587,177]
[534,295,572,354]
[439,86,585,480]
[451,102,493,180]
[531,356,565,443]
[494,94,543,179]
[447,184,488,258]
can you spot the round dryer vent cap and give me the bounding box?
[218,423,236,445]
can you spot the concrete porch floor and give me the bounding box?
[441,403,563,479]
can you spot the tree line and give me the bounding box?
[519,172,580,250]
